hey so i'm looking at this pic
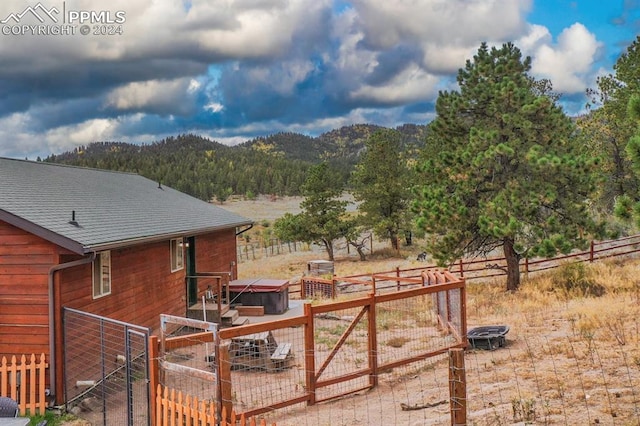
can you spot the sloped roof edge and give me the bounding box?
[0,209,85,254]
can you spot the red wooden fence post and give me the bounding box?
[148,335,159,426]
[368,293,378,388]
[304,303,316,406]
[219,344,233,423]
[449,348,467,425]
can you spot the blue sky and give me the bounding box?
[0,0,637,159]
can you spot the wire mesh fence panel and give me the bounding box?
[220,323,307,420]
[63,308,151,426]
[375,294,456,370]
[312,302,373,403]
[161,341,218,403]
[158,315,220,408]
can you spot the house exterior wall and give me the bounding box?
[0,219,239,401]
[58,229,238,333]
[195,228,238,283]
[0,220,66,358]
[58,241,186,331]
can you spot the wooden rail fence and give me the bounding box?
[0,353,48,416]
[297,234,640,299]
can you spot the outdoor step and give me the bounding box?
[232,316,250,327]
[221,309,239,324]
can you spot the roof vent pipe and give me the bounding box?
[68,210,79,227]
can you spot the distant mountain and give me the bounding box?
[44,124,429,200]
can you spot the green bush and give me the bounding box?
[552,262,605,297]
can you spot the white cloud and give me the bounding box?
[352,0,530,47]
[104,78,198,114]
[350,63,440,104]
[527,23,602,94]
[204,103,224,113]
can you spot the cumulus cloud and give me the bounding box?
[104,78,201,115]
[0,0,613,158]
[527,23,603,94]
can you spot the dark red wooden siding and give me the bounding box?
[195,229,238,276]
[0,220,61,358]
[1,223,238,354]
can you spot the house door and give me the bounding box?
[186,236,197,305]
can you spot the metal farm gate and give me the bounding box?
[63,308,151,426]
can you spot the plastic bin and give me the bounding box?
[467,325,509,350]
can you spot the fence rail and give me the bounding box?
[0,353,48,416]
[153,269,465,422]
[297,234,640,299]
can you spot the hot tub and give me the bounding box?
[228,279,289,315]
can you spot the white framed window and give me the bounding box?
[170,238,184,272]
[92,251,111,298]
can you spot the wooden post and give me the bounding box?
[590,240,595,262]
[219,344,233,422]
[460,280,467,347]
[148,335,159,426]
[459,259,464,277]
[331,278,337,299]
[304,303,316,406]
[396,266,401,291]
[367,293,378,388]
[449,348,466,425]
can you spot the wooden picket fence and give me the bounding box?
[0,353,48,416]
[156,384,276,426]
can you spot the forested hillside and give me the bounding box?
[44,124,428,201]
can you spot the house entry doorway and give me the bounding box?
[186,236,197,305]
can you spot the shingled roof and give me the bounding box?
[0,157,252,254]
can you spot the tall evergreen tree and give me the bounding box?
[351,129,413,251]
[578,37,640,214]
[273,162,348,260]
[413,42,600,291]
[585,36,640,225]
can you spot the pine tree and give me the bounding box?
[351,129,413,251]
[273,162,348,260]
[413,42,600,291]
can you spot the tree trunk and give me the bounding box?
[503,237,521,291]
[347,239,368,261]
[323,239,335,261]
[390,232,399,251]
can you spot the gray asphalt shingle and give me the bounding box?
[0,157,252,253]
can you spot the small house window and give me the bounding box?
[171,238,184,272]
[92,251,111,298]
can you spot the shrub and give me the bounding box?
[552,262,605,297]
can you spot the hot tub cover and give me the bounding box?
[228,278,289,293]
